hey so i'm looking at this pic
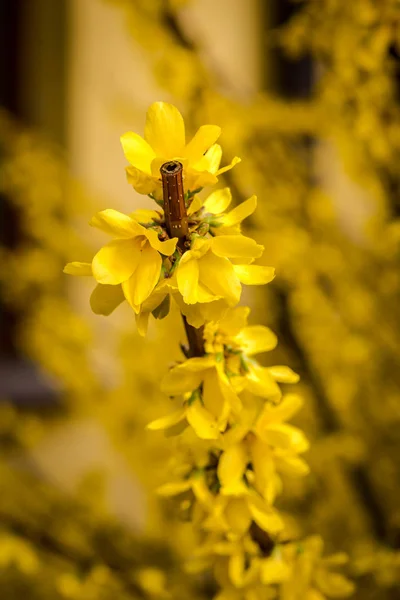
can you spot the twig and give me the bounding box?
[160,161,204,356]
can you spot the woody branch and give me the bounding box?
[160,161,204,357]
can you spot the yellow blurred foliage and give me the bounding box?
[1,1,400,599]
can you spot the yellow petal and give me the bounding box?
[157,480,192,496]
[234,265,275,285]
[90,283,124,315]
[177,254,200,304]
[178,356,216,371]
[262,393,303,424]
[268,365,300,384]
[184,124,221,164]
[187,194,204,216]
[190,236,213,258]
[186,402,219,440]
[147,408,186,430]
[92,238,142,285]
[260,559,290,585]
[161,368,203,395]
[216,156,241,176]
[144,227,177,255]
[203,143,222,173]
[213,224,241,236]
[228,552,246,588]
[218,443,248,491]
[246,364,282,401]
[90,209,143,238]
[212,235,263,259]
[236,325,277,355]
[122,244,161,308]
[203,188,232,214]
[275,455,309,477]
[186,168,218,191]
[135,311,150,337]
[197,283,221,303]
[191,477,215,507]
[247,496,284,534]
[141,287,169,313]
[126,166,157,194]
[315,572,355,598]
[144,101,185,157]
[265,423,309,452]
[199,299,229,322]
[161,357,214,395]
[120,132,155,173]
[224,498,252,536]
[199,253,241,306]
[203,368,230,425]
[249,438,277,502]
[217,367,242,415]
[322,554,349,567]
[218,306,250,336]
[63,262,92,276]
[222,196,257,227]
[130,208,161,223]
[175,296,206,328]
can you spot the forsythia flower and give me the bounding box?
[176,236,271,306]
[188,187,258,236]
[121,102,240,197]
[148,355,239,440]
[64,209,177,314]
[281,536,355,600]
[221,393,309,504]
[125,223,275,334]
[203,307,299,402]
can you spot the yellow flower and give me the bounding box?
[221,394,309,503]
[134,274,232,336]
[187,187,258,236]
[204,306,277,352]
[158,471,283,540]
[64,209,177,314]
[281,536,355,600]
[242,362,299,405]
[204,307,298,403]
[148,355,241,440]
[136,568,168,598]
[176,236,273,306]
[216,461,285,533]
[120,102,240,196]
[200,531,286,592]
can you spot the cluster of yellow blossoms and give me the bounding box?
[65,102,354,599]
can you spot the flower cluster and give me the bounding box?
[64,102,353,599]
[64,102,273,334]
[149,307,313,596]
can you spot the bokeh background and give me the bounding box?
[1,1,400,598]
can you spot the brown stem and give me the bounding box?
[249,522,275,557]
[183,315,204,358]
[160,161,204,356]
[160,161,188,241]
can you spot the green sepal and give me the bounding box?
[215,352,224,363]
[152,295,170,320]
[240,354,250,373]
[187,388,201,406]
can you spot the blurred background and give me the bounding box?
[1,1,400,598]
